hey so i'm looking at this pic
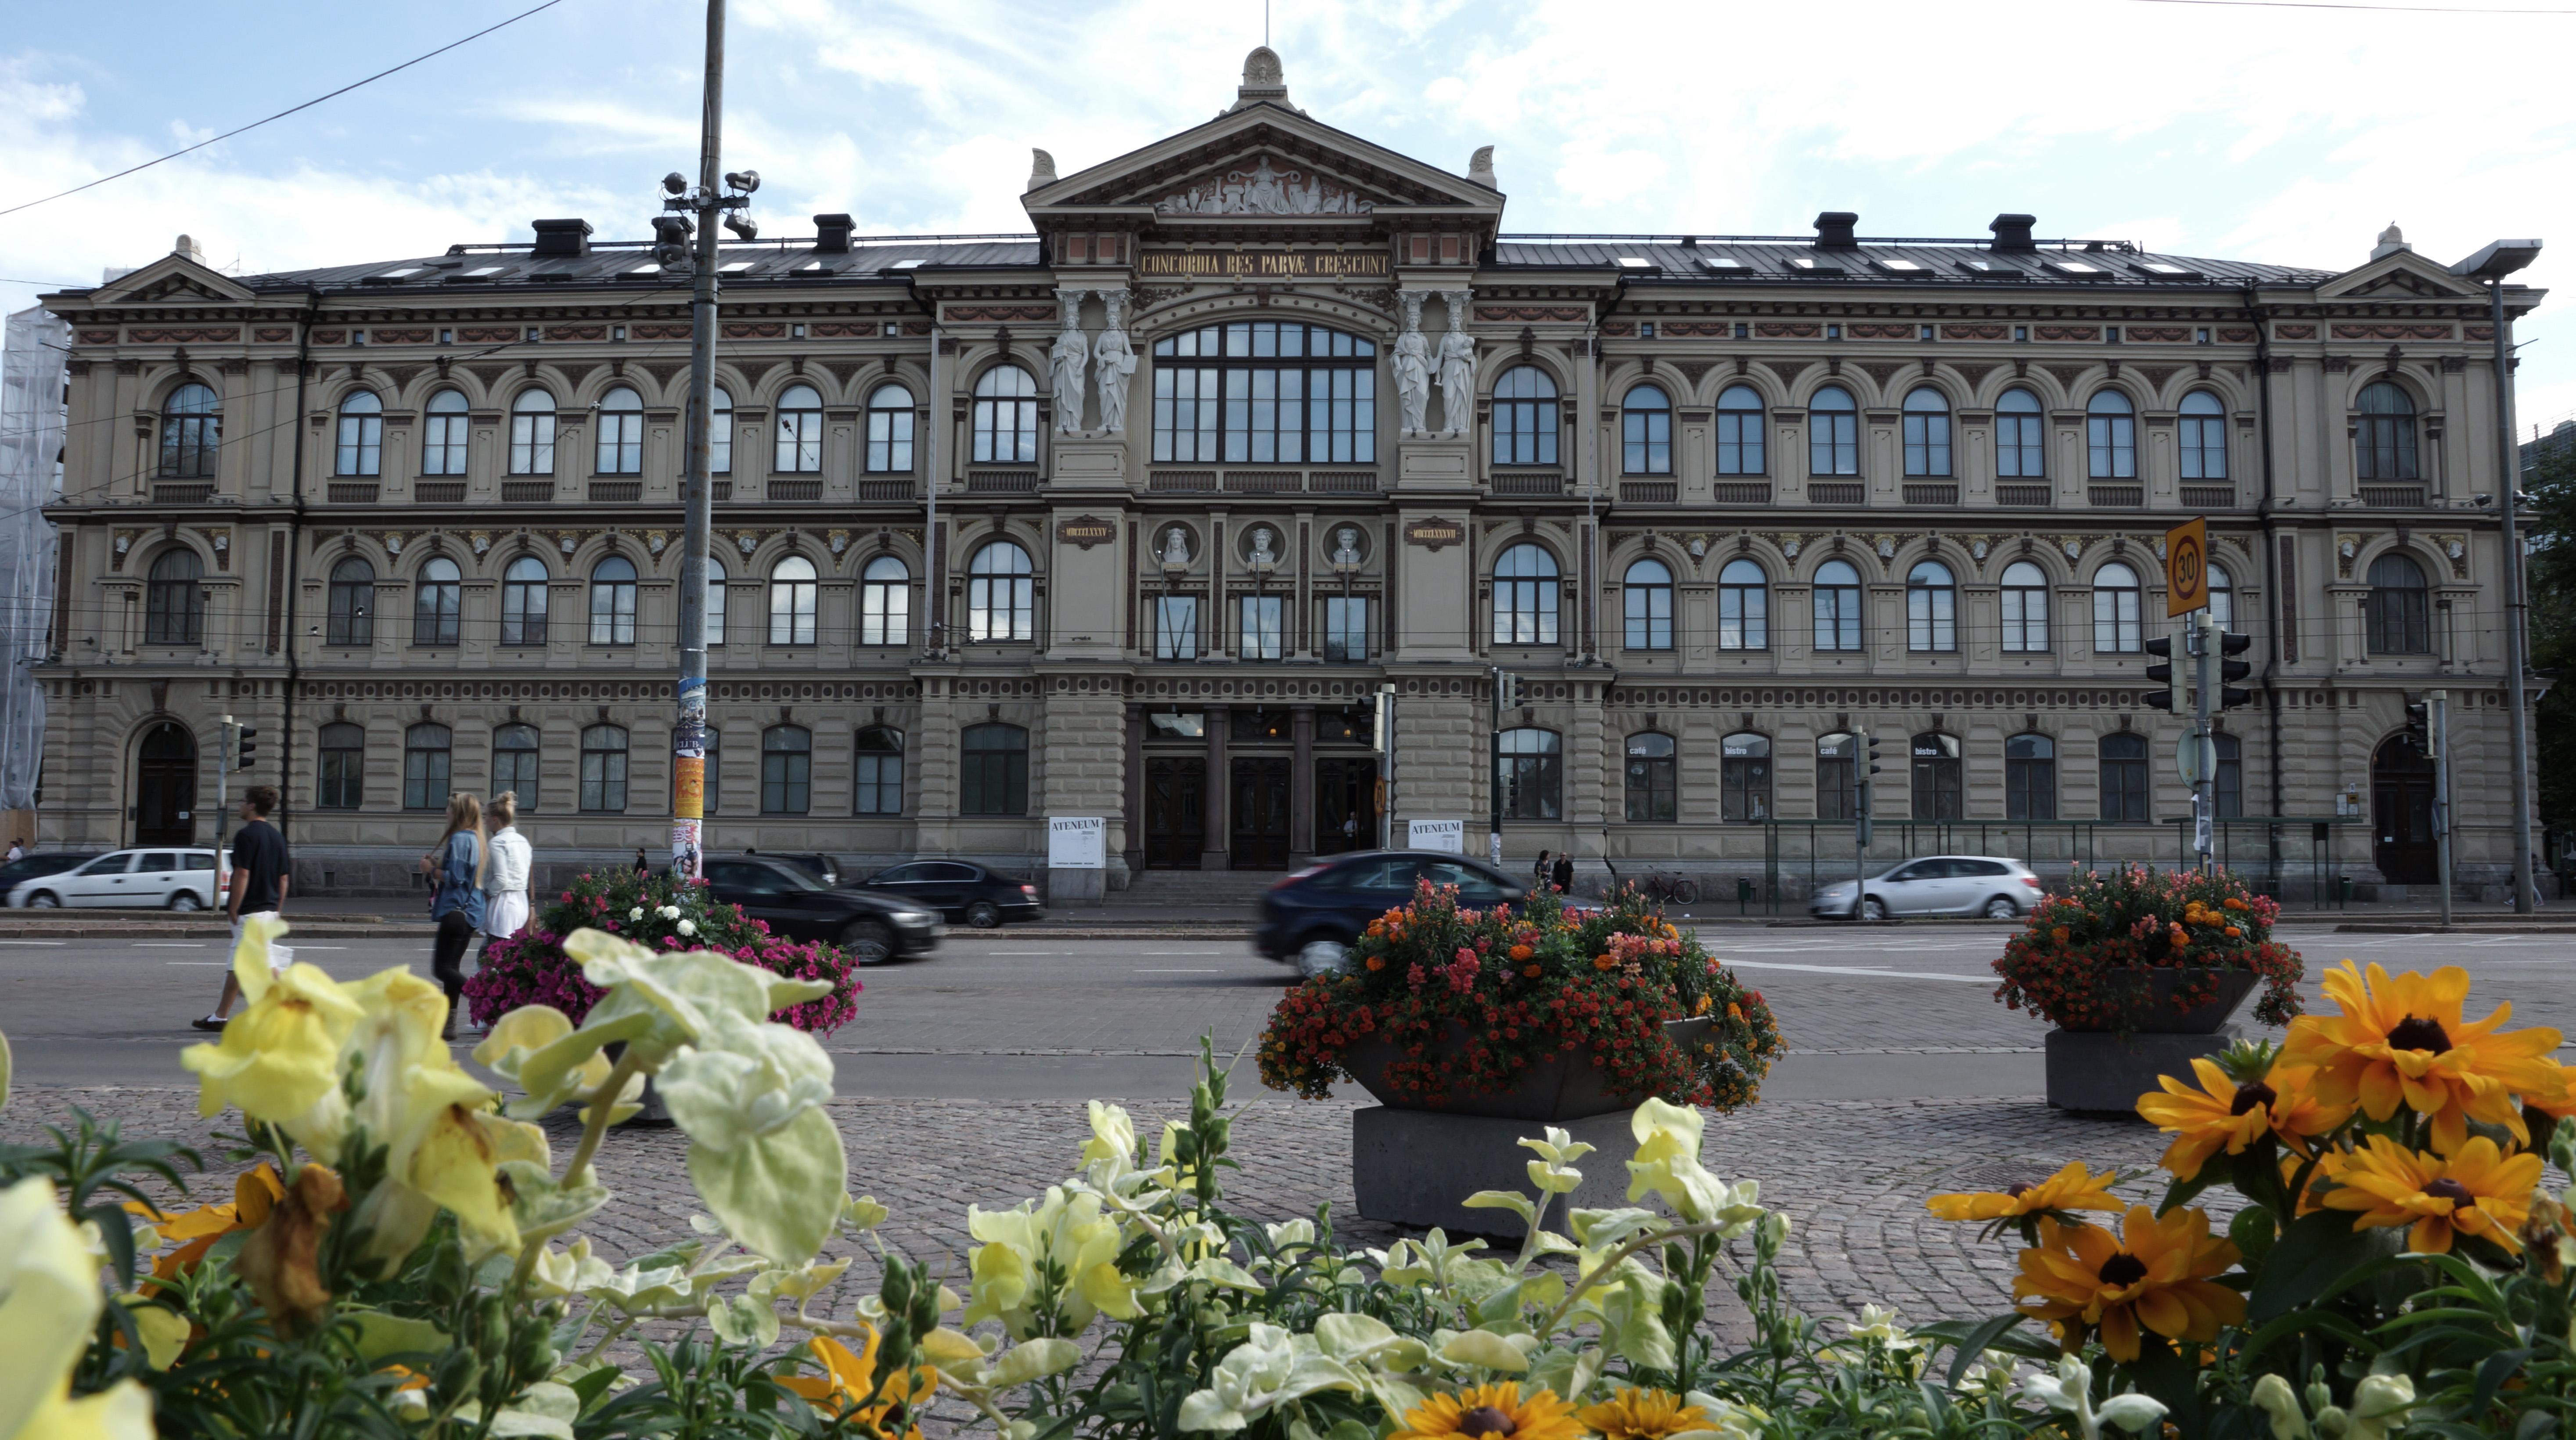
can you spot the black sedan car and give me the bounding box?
[850,860,1043,929]
[701,856,942,964]
[0,851,102,904]
[1256,850,1529,978]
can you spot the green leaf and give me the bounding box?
[0,1027,12,1113]
[686,1105,847,1265]
[2248,1210,2393,1324]
[2228,1204,2277,1268]
[2124,1341,2205,1440]
[1937,1314,2030,1390]
[2471,1348,2533,1420]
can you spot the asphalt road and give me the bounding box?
[4,924,2567,1103]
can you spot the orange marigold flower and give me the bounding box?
[1366,956,1386,972]
[1727,1002,1743,1020]
[1509,944,1534,962]
[2279,962,2563,1153]
[2223,897,2250,911]
[1592,956,1619,972]
[2224,926,2243,939]
[2168,925,2191,949]
[2012,1206,2243,1362]
[2051,926,2072,945]
[2135,1059,2353,1181]
[1523,965,1542,979]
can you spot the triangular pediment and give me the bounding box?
[89,252,258,305]
[2314,249,2484,300]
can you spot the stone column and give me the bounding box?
[1202,706,1229,869]
[1123,704,1146,875]
[1289,705,1316,864]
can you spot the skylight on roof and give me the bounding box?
[2137,262,2200,279]
[2045,259,2105,274]
[1873,258,1926,272]
[719,260,756,274]
[1698,256,1747,271]
[464,265,503,277]
[888,259,922,270]
[375,266,425,279]
[1615,256,1651,269]
[1959,260,2024,278]
[1786,257,1842,273]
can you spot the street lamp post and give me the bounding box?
[2456,239,2542,912]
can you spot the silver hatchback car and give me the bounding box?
[1808,856,2044,921]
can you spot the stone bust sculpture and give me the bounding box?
[1248,526,1277,566]
[1332,527,1362,568]
[1159,527,1191,567]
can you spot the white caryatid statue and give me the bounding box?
[1392,293,1432,436]
[1435,291,1475,438]
[1159,526,1191,568]
[1093,288,1137,433]
[1049,289,1089,434]
[1332,526,1363,569]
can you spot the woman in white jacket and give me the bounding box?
[482,791,534,950]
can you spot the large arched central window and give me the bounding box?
[1622,384,1672,474]
[326,556,374,647]
[2366,552,2431,654]
[1623,558,1673,650]
[1808,386,1858,475]
[973,365,1039,464]
[1907,560,1957,652]
[1902,387,1951,477]
[1996,387,2045,479]
[414,556,461,647]
[1497,727,1561,820]
[968,540,1033,642]
[336,390,383,477]
[2087,390,2136,480]
[160,382,221,478]
[1151,320,1376,465]
[1716,385,1765,476]
[866,384,914,472]
[2356,382,2420,481]
[146,549,205,646]
[595,385,644,474]
[768,555,817,645]
[774,383,824,472]
[1719,558,1768,650]
[1492,365,1558,466]
[1812,559,1862,652]
[1493,544,1559,646]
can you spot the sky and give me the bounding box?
[3,0,2572,431]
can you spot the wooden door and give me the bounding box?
[134,722,197,846]
[1230,758,1290,870]
[1314,757,1376,854]
[2371,737,2437,885]
[1144,758,1203,870]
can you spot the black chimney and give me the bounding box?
[1813,212,1859,249]
[531,218,593,258]
[1988,214,2036,252]
[813,213,856,254]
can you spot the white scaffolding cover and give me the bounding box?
[0,306,66,809]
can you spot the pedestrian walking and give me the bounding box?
[5,839,22,864]
[196,785,288,1030]
[482,792,532,951]
[421,793,487,1041]
[634,845,649,876]
[1532,849,1552,889]
[1550,853,1574,895]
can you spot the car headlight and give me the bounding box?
[891,910,935,926]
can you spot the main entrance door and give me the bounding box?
[1230,757,1290,869]
[1315,756,1378,854]
[134,722,198,846]
[1143,758,1204,869]
[2371,735,2437,886]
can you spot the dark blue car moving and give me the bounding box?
[1256,850,1529,979]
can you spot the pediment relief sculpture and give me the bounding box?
[1154,154,1371,216]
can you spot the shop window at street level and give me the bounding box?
[961,723,1029,815]
[1721,732,1772,822]
[317,722,365,810]
[2099,731,2151,822]
[405,723,454,811]
[1910,732,1962,821]
[1498,727,1562,821]
[854,726,904,815]
[1625,731,1677,822]
[2006,732,2056,820]
[761,725,812,815]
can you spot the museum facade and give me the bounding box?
[34,50,2547,900]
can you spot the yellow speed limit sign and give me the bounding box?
[2165,516,2209,617]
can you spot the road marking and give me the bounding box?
[132,943,206,948]
[1135,968,1219,973]
[1142,950,1225,955]
[1720,959,1992,984]
[293,945,352,951]
[165,961,228,965]
[0,939,65,945]
[987,950,1061,955]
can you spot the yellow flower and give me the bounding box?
[1394,1383,1583,1440]
[2280,963,2562,1153]
[781,1326,935,1436]
[962,1187,1139,1338]
[1927,1161,2123,1223]
[3,1175,160,1440]
[179,915,366,1125]
[1575,1388,1706,1440]
[2135,1060,2352,1181]
[2321,1134,2543,1256]
[2012,1206,2244,1362]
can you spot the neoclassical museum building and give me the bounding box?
[33,50,2548,900]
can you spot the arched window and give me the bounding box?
[326,556,374,647]
[2099,731,2150,822]
[1910,732,1962,821]
[2356,382,2419,481]
[2214,732,2244,820]
[317,721,365,810]
[2091,561,2143,654]
[159,382,221,478]
[1907,559,1957,652]
[1716,385,1765,476]
[1718,558,1768,650]
[704,554,727,647]
[1902,387,1951,478]
[1808,386,1858,475]
[1624,731,1677,822]
[423,389,469,476]
[2087,390,2136,480]
[1497,728,1561,820]
[1996,388,2045,479]
[2366,552,2431,654]
[860,555,909,646]
[773,383,824,472]
[854,725,903,815]
[501,556,549,647]
[2007,734,2057,820]
[1812,558,1862,652]
[1623,558,1673,650]
[967,541,1033,642]
[403,723,453,811]
[414,556,461,646]
[1816,732,1858,820]
[1622,384,1672,474]
[588,555,637,645]
[2001,561,2051,652]
[2207,565,2234,634]
[961,723,1029,815]
[866,384,914,472]
[1492,365,1558,467]
[1493,544,1560,646]
[595,385,644,474]
[972,365,1039,464]
[491,724,539,810]
[145,549,204,646]
[1721,732,1773,822]
[1151,321,1376,465]
[579,724,628,813]
[768,554,818,645]
[336,390,383,477]
[2180,390,2227,480]
[708,386,734,475]
[508,389,556,474]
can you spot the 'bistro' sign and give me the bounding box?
[1137,250,1393,280]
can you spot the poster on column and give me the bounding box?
[1407,818,1464,853]
[1048,816,1107,869]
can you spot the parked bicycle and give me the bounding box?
[1637,871,1699,906]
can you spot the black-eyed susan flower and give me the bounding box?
[2012,1206,2244,1361]
[2321,1134,2543,1255]
[1927,1160,2123,1225]
[1394,1383,1582,1440]
[2135,1059,2351,1181]
[2280,962,2562,1153]
[1574,1388,1706,1440]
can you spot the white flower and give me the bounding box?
[659,905,682,921]
[629,907,645,922]
[677,918,698,937]
[2020,1357,2165,1440]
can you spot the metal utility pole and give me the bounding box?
[1854,727,1876,916]
[2192,613,2218,872]
[1488,669,1509,867]
[2458,240,2541,910]
[2430,688,2453,927]
[216,715,233,854]
[1376,682,1396,850]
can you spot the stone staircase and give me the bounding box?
[1105,867,1290,908]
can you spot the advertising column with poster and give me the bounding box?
[1047,816,1108,907]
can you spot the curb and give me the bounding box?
[2331,923,2576,935]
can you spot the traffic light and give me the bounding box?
[2216,631,2253,710]
[1495,671,1522,709]
[235,725,257,770]
[2404,698,2429,751]
[1864,731,1885,777]
[2144,632,2182,711]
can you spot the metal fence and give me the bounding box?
[1759,817,2361,914]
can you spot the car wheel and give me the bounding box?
[168,890,204,912]
[1294,939,1349,980]
[1982,896,2020,920]
[1858,896,1888,922]
[965,900,1003,929]
[26,890,58,908]
[838,920,895,965]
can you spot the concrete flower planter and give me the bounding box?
[1341,1018,1713,1121]
[2045,968,2258,1116]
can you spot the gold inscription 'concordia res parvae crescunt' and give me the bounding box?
[1135,251,1394,280]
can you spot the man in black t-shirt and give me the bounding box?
[196,785,291,1030]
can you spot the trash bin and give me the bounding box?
[1735,877,1755,916]
[2337,875,2354,908]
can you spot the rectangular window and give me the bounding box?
[2100,753,2150,822]
[854,751,903,815]
[1239,595,1283,660]
[580,749,628,813]
[1716,410,1765,476]
[1813,587,1863,652]
[1907,586,1956,652]
[2007,756,2057,820]
[2094,587,2142,654]
[1155,596,1199,661]
[1718,583,1768,651]
[1324,596,1368,663]
[1902,413,1951,478]
[2001,587,2050,652]
[1809,413,1859,475]
[1150,322,1374,465]
[1997,414,2045,479]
